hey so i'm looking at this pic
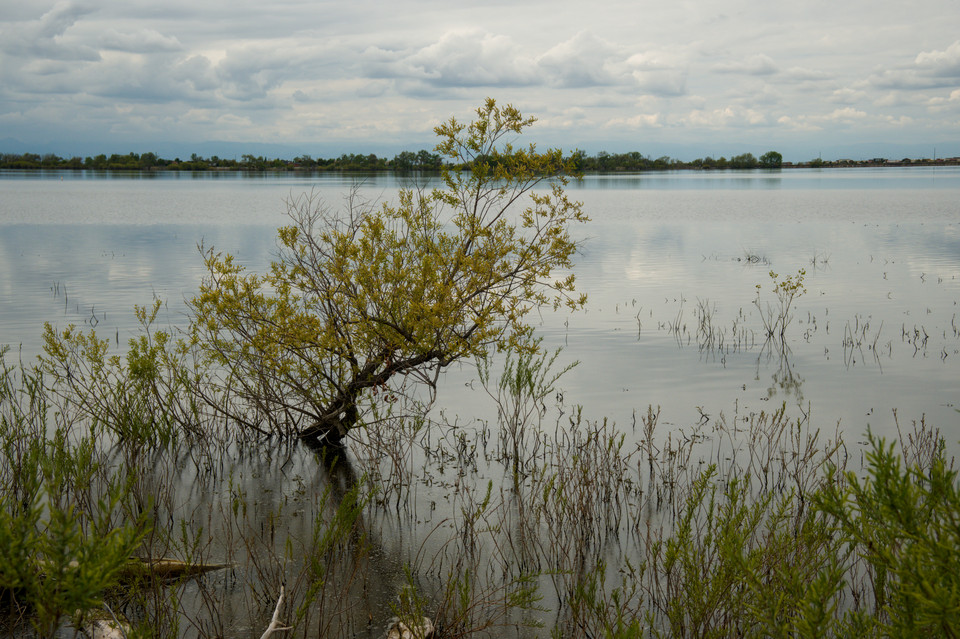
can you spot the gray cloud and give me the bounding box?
[174,55,218,92]
[361,29,689,100]
[364,30,537,88]
[866,40,960,91]
[99,28,182,53]
[537,32,624,87]
[713,54,778,76]
[1,1,959,159]
[0,1,101,61]
[782,67,832,82]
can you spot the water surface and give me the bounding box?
[3,167,960,635]
[2,168,959,441]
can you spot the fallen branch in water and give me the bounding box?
[260,585,292,639]
[37,557,231,583]
[134,557,231,580]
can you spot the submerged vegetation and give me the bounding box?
[187,99,587,446]
[4,339,959,637]
[2,101,959,637]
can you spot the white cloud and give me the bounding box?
[777,115,822,132]
[831,87,867,104]
[880,114,914,127]
[631,69,687,96]
[914,40,960,77]
[776,106,895,133]
[676,105,769,129]
[925,88,960,112]
[625,50,679,71]
[867,40,960,91]
[682,107,736,128]
[371,30,537,88]
[825,107,868,122]
[606,113,662,129]
[537,31,624,87]
[215,113,254,129]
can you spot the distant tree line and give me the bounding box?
[0,150,443,172]
[0,149,789,172]
[571,150,783,171]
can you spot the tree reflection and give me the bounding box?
[757,335,804,401]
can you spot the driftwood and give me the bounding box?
[129,557,231,580]
[32,557,232,638]
[37,556,231,583]
[259,586,292,639]
[79,585,291,639]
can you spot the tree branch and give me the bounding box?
[259,586,292,639]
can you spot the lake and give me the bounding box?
[1,167,959,636]
[3,168,958,441]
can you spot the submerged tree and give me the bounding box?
[189,99,588,446]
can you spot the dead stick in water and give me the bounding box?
[259,585,292,639]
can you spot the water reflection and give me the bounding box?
[1,207,958,441]
[759,338,804,401]
[2,169,959,635]
[577,172,785,190]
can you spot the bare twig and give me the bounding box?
[259,586,292,639]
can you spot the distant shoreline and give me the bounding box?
[782,157,960,169]
[1,150,958,173]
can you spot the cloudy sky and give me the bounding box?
[2,0,959,162]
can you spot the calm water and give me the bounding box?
[2,167,960,635]
[2,168,958,443]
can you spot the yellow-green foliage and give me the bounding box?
[189,99,588,444]
[38,299,197,445]
[755,268,806,340]
[816,432,960,637]
[0,348,147,637]
[553,427,960,638]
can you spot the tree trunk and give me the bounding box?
[298,396,359,444]
[297,347,444,445]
